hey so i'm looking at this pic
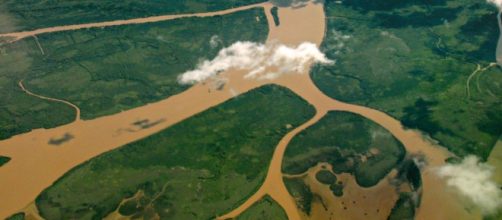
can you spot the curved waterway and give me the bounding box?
[0,2,481,219]
[19,80,81,121]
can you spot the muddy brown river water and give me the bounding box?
[0,1,483,220]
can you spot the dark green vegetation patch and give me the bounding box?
[0,77,75,140]
[312,0,502,159]
[0,0,267,33]
[271,7,280,26]
[0,155,12,167]
[236,196,288,220]
[283,111,406,187]
[283,177,314,215]
[0,8,268,140]
[35,85,316,220]
[5,212,25,220]
[397,159,422,191]
[388,193,416,220]
[329,181,344,197]
[315,170,337,185]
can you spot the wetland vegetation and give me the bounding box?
[0,155,11,167]
[388,193,416,220]
[283,111,406,187]
[34,85,316,220]
[312,0,502,159]
[282,111,407,216]
[236,196,288,220]
[0,8,268,140]
[315,170,337,185]
[0,0,267,33]
[283,177,314,215]
[271,7,280,26]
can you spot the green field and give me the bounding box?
[0,0,267,33]
[0,8,268,140]
[312,0,502,159]
[34,85,316,220]
[0,156,11,167]
[283,111,406,187]
[236,196,288,220]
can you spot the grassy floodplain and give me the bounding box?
[312,0,502,159]
[282,111,406,215]
[236,196,288,220]
[0,0,267,33]
[0,8,268,140]
[34,85,316,220]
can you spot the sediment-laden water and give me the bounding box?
[0,2,482,220]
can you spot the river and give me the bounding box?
[0,1,482,220]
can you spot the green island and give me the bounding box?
[312,0,502,159]
[271,6,280,26]
[283,111,406,187]
[34,85,316,220]
[0,8,268,140]
[0,0,267,33]
[315,170,337,185]
[236,196,288,220]
[282,111,407,215]
[0,156,12,167]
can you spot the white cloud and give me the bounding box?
[488,0,502,10]
[436,156,502,215]
[209,35,221,48]
[177,41,333,84]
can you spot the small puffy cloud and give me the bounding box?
[436,156,502,215]
[488,0,502,10]
[209,35,221,48]
[177,41,333,84]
